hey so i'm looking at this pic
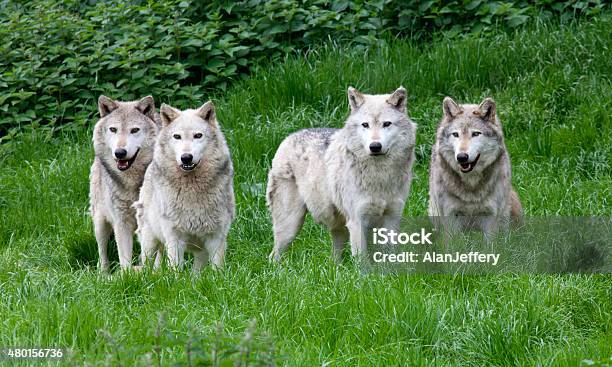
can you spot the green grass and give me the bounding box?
[0,17,611,366]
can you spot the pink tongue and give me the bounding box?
[117,160,129,169]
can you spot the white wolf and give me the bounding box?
[90,95,159,270]
[428,97,523,238]
[135,101,235,271]
[267,86,417,262]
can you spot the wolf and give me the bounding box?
[267,86,417,262]
[134,101,235,271]
[89,95,159,270]
[428,97,523,238]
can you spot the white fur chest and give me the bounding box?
[155,178,230,235]
[328,151,412,219]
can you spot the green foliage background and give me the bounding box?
[0,0,607,139]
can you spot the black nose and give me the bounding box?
[181,153,193,164]
[456,153,469,163]
[369,142,382,153]
[114,148,127,159]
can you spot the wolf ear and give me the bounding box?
[386,86,407,113]
[196,101,217,127]
[347,86,365,113]
[442,97,462,120]
[98,95,118,118]
[135,95,156,121]
[160,103,181,127]
[476,98,496,123]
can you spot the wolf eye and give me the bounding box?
[472,131,481,137]
[383,121,392,128]
[109,127,117,133]
[361,122,369,128]
[452,132,459,138]
[130,127,140,134]
[194,133,203,139]
[173,134,181,140]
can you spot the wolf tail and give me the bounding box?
[510,189,524,226]
[265,154,296,209]
[265,172,276,209]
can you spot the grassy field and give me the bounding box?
[0,17,611,366]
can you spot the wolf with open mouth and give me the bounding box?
[428,97,523,239]
[89,95,159,270]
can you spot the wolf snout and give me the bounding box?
[181,153,194,164]
[114,148,127,159]
[369,142,383,154]
[456,153,469,163]
[179,153,197,171]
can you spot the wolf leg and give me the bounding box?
[482,216,501,244]
[347,219,369,257]
[114,221,135,269]
[384,199,405,232]
[268,178,306,262]
[330,226,349,263]
[154,249,163,269]
[192,248,209,273]
[439,216,460,249]
[206,233,227,270]
[139,225,159,268]
[428,200,445,236]
[165,235,186,270]
[94,216,112,271]
[382,211,402,233]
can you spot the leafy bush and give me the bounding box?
[0,0,607,138]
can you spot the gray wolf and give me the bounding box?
[135,101,235,271]
[428,97,523,238]
[267,86,417,262]
[89,95,159,270]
